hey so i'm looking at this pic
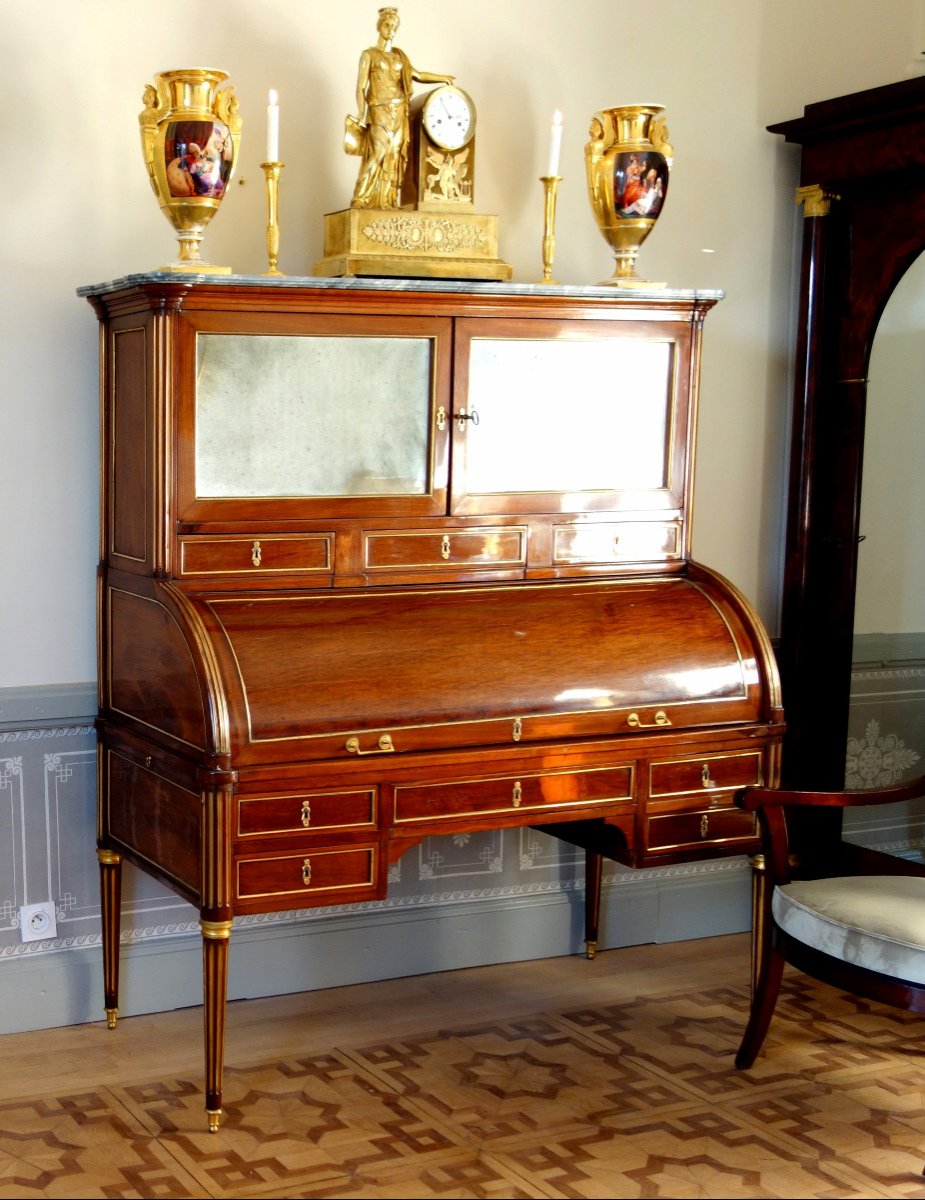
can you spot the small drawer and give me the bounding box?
[553,521,681,565]
[178,534,333,577]
[364,528,526,571]
[235,845,378,902]
[647,806,757,852]
[237,788,377,838]
[649,751,763,800]
[394,765,633,825]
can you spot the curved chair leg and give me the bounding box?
[735,942,785,1069]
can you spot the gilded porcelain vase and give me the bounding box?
[585,104,672,286]
[139,69,242,273]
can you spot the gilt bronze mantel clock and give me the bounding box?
[313,7,511,281]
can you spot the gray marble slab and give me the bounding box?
[77,270,724,302]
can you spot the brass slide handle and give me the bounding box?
[627,710,671,729]
[346,734,395,756]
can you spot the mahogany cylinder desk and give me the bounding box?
[79,274,784,1130]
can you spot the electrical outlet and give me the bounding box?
[19,901,57,943]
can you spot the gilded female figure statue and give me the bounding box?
[347,7,454,209]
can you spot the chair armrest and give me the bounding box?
[735,776,925,812]
[735,776,925,886]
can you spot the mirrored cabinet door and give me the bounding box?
[449,319,690,517]
[175,312,452,523]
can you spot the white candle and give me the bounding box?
[546,109,563,177]
[267,89,280,161]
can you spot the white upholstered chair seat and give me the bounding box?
[774,875,925,985]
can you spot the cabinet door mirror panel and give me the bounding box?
[196,334,432,498]
[176,313,451,523]
[451,319,688,516]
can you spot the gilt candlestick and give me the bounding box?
[260,161,285,276]
[539,175,562,284]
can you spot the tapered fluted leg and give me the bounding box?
[98,848,123,1029]
[584,849,603,959]
[201,918,232,1132]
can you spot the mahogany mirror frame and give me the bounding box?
[770,76,925,848]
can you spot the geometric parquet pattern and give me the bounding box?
[1,975,924,1197]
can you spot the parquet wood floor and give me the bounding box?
[0,933,923,1198]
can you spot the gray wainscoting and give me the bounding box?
[3,645,923,1037]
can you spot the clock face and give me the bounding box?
[422,86,475,151]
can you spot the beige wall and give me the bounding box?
[2,0,922,687]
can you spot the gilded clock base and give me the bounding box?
[314,208,512,281]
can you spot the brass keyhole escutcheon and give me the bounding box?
[700,813,709,838]
[251,540,262,567]
[512,717,523,742]
[441,534,451,560]
[512,780,522,807]
[701,763,716,788]
[436,405,447,431]
[301,858,312,885]
[300,800,311,828]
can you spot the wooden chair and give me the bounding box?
[734,776,925,1071]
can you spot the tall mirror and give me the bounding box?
[769,75,925,858]
[848,253,925,790]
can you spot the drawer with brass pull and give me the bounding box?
[647,805,757,852]
[235,845,379,909]
[648,751,763,803]
[363,527,526,572]
[394,765,633,826]
[178,534,333,577]
[553,521,681,566]
[237,788,377,839]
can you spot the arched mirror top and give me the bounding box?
[854,249,925,643]
[770,74,925,378]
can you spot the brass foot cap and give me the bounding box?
[105,1008,118,1029]
[585,941,598,960]
[207,1109,222,1133]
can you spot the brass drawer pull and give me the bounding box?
[346,734,395,756]
[512,780,522,807]
[701,763,716,788]
[301,858,312,885]
[300,800,311,828]
[700,813,709,838]
[627,710,671,729]
[251,540,262,567]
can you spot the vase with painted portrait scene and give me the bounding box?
[585,103,672,286]
[139,68,241,273]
